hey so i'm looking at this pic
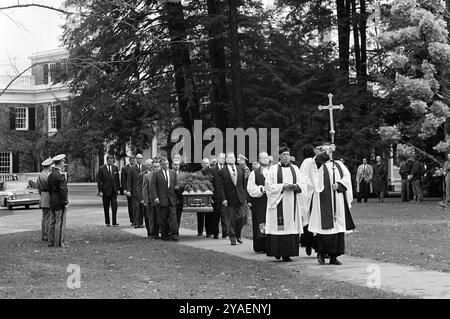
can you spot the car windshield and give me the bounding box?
[3,182,32,190]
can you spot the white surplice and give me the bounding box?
[264,163,307,235]
[308,159,353,235]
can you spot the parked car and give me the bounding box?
[0,180,40,210]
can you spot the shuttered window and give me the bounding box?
[15,107,28,130]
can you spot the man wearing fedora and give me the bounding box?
[47,154,69,248]
[37,158,53,241]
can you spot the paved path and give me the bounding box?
[124,227,450,299]
[2,200,450,299]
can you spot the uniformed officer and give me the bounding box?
[47,154,69,248]
[37,158,53,241]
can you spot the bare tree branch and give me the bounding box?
[0,4,74,15]
[0,10,30,32]
[0,63,36,96]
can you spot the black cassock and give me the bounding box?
[249,168,267,253]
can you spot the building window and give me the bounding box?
[15,107,28,130]
[49,105,58,132]
[0,152,12,174]
[49,63,56,84]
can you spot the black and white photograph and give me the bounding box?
[1,0,450,307]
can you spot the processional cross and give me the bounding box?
[318,93,344,216]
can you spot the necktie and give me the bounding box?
[231,165,237,185]
[109,165,111,175]
[138,165,141,173]
[164,170,169,187]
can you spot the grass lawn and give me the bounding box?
[0,225,404,299]
[181,198,450,272]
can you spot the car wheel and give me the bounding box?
[25,205,30,209]
[7,204,13,210]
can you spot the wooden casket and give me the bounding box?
[182,190,214,213]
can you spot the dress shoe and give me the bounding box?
[197,233,203,236]
[138,225,144,228]
[305,246,312,256]
[317,253,325,265]
[213,235,219,239]
[112,223,119,227]
[236,237,243,244]
[206,234,212,238]
[230,238,237,245]
[274,256,281,260]
[282,256,292,262]
[330,257,342,265]
[106,224,111,227]
[222,233,228,238]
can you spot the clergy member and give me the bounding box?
[247,152,271,253]
[298,144,319,256]
[307,143,356,265]
[264,145,306,262]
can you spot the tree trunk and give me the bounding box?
[359,0,367,90]
[351,0,361,83]
[228,0,245,128]
[336,0,351,80]
[207,0,228,131]
[444,0,450,151]
[165,1,200,132]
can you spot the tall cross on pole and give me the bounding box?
[318,93,344,217]
[318,93,344,146]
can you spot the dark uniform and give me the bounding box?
[47,155,69,247]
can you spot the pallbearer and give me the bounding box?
[247,152,270,253]
[264,145,306,262]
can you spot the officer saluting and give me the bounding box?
[47,154,69,248]
[37,157,53,241]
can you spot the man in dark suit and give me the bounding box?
[127,154,145,228]
[97,154,120,227]
[196,158,210,237]
[143,159,161,238]
[150,157,178,241]
[214,153,228,238]
[47,154,69,248]
[207,156,221,239]
[172,158,184,236]
[217,152,247,246]
[201,158,218,238]
[121,155,136,225]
